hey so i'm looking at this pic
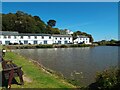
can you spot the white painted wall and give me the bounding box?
[53,36,72,44]
[0,35,72,45]
[74,37,91,44]
[0,34,91,45]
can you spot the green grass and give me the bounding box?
[4,51,75,88]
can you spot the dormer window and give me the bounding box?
[34,36,37,39]
[28,36,31,39]
[8,36,11,38]
[42,36,44,39]
[21,36,23,39]
[49,36,51,39]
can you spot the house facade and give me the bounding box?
[0,31,91,45]
[53,35,73,44]
[0,31,73,45]
[74,35,91,44]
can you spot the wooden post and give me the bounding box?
[8,69,14,89]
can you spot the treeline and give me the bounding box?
[95,39,120,46]
[2,11,93,42]
[72,31,94,42]
[2,11,60,34]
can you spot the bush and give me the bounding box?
[69,44,78,47]
[69,44,90,47]
[36,44,53,48]
[9,43,13,45]
[86,67,120,90]
[13,43,19,45]
[22,45,36,49]
[60,45,68,48]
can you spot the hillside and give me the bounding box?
[2,11,93,42]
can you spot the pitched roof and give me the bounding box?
[0,31,19,35]
[19,33,51,36]
[0,31,72,37]
[78,35,88,38]
[52,34,72,37]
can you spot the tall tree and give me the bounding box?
[47,20,56,27]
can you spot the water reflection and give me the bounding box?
[12,46,118,85]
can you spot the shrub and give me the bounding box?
[69,44,90,47]
[60,45,68,48]
[87,67,120,90]
[69,44,78,47]
[36,44,53,48]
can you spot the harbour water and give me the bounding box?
[12,46,118,86]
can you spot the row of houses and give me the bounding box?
[0,31,91,45]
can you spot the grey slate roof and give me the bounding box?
[78,35,88,38]
[0,31,72,37]
[19,33,51,36]
[52,34,72,37]
[0,31,19,35]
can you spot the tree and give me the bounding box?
[2,11,47,33]
[72,31,94,42]
[47,20,56,27]
[52,28,60,34]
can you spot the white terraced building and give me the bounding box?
[74,35,92,44]
[0,31,91,45]
[0,31,73,45]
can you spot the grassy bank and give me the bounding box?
[4,51,75,88]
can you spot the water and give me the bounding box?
[12,46,118,86]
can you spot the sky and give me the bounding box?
[1,0,120,2]
[2,2,118,41]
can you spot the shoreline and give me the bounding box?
[3,44,94,50]
[4,50,76,88]
[16,52,64,78]
[4,44,119,50]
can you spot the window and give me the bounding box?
[8,36,11,38]
[34,41,38,44]
[69,37,70,40]
[49,36,51,39]
[4,36,7,39]
[28,36,31,39]
[58,41,61,44]
[34,36,37,39]
[86,38,88,40]
[19,41,21,43]
[21,36,23,39]
[14,36,16,39]
[0,41,2,44]
[55,38,57,40]
[42,36,44,39]
[5,41,10,45]
[60,38,62,40]
[64,41,67,44]
[64,38,66,40]
[44,40,47,44]
[24,40,28,44]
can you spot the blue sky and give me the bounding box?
[2,2,118,41]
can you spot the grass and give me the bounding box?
[3,51,75,88]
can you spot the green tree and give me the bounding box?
[2,11,47,33]
[52,28,60,34]
[47,20,56,27]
